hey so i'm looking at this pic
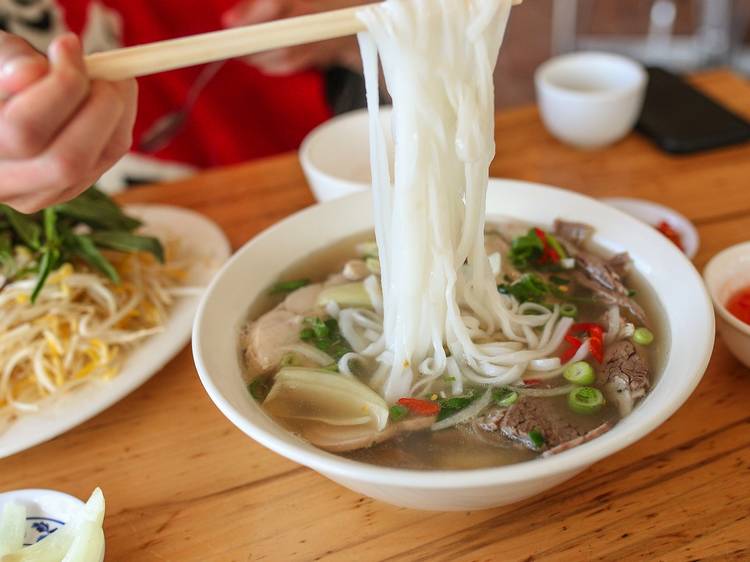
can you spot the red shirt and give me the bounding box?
[61,0,332,168]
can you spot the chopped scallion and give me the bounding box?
[389,404,409,421]
[632,327,654,346]
[563,361,595,385]
[560,303,578,318]
[567,386,605,415]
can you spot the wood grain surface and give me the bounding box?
[1,70,749,562]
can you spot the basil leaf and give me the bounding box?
[0,205,41,249]
[70,234,120,283]
[31,247,60,303]
[55,187,141,231]
[88,231,165,263]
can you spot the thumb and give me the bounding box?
[222,0,286,27]
[0,31,48,98]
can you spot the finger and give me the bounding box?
[0,31,49,99]
[0,80,124,209]
[92,79,138,172]
[0,34,89,159]
[222,0,290,27]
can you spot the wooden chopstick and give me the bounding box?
[85,1,523,81]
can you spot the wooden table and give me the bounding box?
[2,70,750,561]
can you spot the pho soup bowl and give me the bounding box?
[535,51,647,149]
[703,241,750,368]
[299,107,392,203]
[193,179,714,511]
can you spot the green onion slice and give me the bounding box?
[567,386,605,415]
[563,361,595,385]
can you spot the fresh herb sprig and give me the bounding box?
[0,187,165,302]
[300,317,352,361]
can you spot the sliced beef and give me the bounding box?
[476,397,578,452]
[600,340,650,416]
[555,220,646,324]
[542,421,613,457]
[474,397,613,455]
[573,270,647,325]
[554,220,594,246]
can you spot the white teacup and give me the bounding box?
[535,51,648,149]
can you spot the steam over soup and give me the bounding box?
[239,0,664,470]
[241,221,665,469]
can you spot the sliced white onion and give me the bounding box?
[278,343,334,366]
[431,388,493,431]
[511,383,576,397]
[605,305,620,344]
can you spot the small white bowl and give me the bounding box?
[704,241,750,368]
[299,108,392,203]
[193,179,714,511]
[601,197,699,259]
[535,51,648,148]
[0,489,85,547]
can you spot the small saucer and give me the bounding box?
[0,489,83,546]
[601,197,699,259]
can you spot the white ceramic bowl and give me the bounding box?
[193,179,714,511]
[0,489,103,559]
[299,108,392,202]
[601,197,699,259]
[703,241,750,368]
[535,51,647,148]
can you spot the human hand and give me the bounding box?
[0,32,138,213]
[222,0,368,76]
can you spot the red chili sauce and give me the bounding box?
[727,286,750,326]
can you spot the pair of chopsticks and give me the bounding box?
[85,1,523,81]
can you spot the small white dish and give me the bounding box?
[601,197,699,259]
[703,241,750,368]
[0,205,231,458]
[0,489,83,547]
[535,51,647,148]
[193,179,714,511]
[299,107,392,202]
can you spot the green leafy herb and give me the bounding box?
[0,205,41,249]
[70,234,120,284]
[299,317,352,360]
[54,187,141,231]
[437,390,477,421]
[389,404,409,422]
[498,273,549,303]
[508,229,544,269]
[248,378,271,401]
[89,231,164,263]
[627,289,637,298]
[270,278,310,295]
[0,187,166,302]
[528,428,545,449]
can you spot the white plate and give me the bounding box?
[0,204,231,458]
[601,197,699,259]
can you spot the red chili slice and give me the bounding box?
[589,336,604,364]
[397,398,440,416]
[560,335,582,363]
